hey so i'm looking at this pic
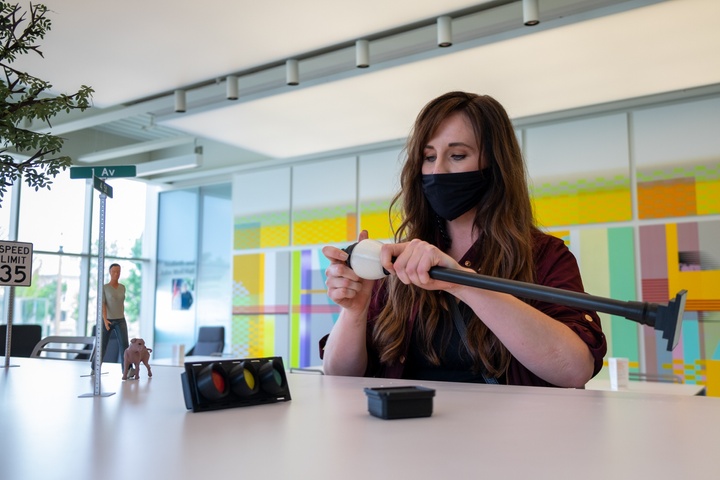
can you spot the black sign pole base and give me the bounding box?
[3,286,19,368]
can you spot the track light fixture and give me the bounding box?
[174,89,186,113]
[355,39,370,68]
[226,75,239,100]
[523,0,540,26]
[437,16,452,48]
[286,59,299,86]
[162,4,552,111]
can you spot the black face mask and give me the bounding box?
[421,168,492,221]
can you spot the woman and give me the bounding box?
[321,92,606,388]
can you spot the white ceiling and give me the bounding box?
[12,0,720,184]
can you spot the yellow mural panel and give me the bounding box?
[675,271,720,300]
[294,218,348,245]
[665,223,684,304]
[231,315,273,358]
[234,226,260,250]
[696,179,720,215]
[261,225,290,248]
[346,213,357,242]
[534,188,630,227]
[233,254,264,307]
[534,195,579,226]
[578,189,631,223]
[247,316,265,358]
[707,360,720,397]
[666,224,720,302]
[360,211,393,240]
[262,316,275,356]
[547,230,570,245]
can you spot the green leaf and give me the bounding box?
[0,2,93,207]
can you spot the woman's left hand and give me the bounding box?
[380,239,468,291]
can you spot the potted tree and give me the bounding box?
[0,1,93,206]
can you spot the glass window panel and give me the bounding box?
[634,97,720,168]
[17,173,87,253]
[91,179,148,257]
[196,185,232,338]
[525,113,631,226]
[15,253,81,337]
[154,189,198,358]
[0,184,13,315]
[359,148,403,241]
[233,168,290,249]
[0,183,13,240]
[292,157,356,245]
[515,128,523,151]
[633,97,720,218]
[157,189,198,261]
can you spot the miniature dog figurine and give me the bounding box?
[123,338,153,380]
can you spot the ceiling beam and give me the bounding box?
[34,0,662,138]
[77,137,196,163]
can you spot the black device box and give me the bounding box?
[364,386,435,419]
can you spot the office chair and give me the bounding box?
[186,326,225,356]
[31,335,96,360]
[0,324,42,357]
[76,325,122,362]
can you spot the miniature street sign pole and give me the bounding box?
[69,166,135,397]
[1,240,33,368]
[78,178,112,396]
[79,176,116,397]
[3,286,14,368]
[72,170,133,398]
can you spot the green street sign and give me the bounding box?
[70,165,137,179]
[93,176,113,198]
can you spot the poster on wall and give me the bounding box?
[172,278,195,310]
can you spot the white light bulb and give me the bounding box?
[347,239,387,279]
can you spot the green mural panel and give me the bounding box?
[608,227,640,363]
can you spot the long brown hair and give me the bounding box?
[372,92,536,377]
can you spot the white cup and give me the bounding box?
[172,344,186,365]
[609,357,629,390]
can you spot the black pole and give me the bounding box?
[427,266,686,352]
[343,241,687,352]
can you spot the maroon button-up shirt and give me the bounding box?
[321,230,608,387]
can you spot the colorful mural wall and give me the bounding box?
[233,177,720,396]
[230,96,720,395]
[231,198,387,369]
[531,165,720,395]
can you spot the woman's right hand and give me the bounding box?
[322,230,375,313]
[322,230,375,376]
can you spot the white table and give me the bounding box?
[150,354,227,366]
[1,356,719,480]
[585,377,706,396]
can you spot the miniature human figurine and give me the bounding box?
[99,263,130,370]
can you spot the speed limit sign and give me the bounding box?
[0,241,33,287]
